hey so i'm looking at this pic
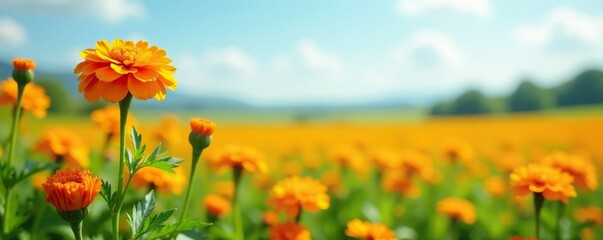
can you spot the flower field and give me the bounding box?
[1,42,603,240]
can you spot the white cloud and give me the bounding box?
[0,0,144,24]
[295,39,343,77]
[0,17,26,47]
[397,0,491,18]
[514,6,603,47]
[395,30,464,68]
[203,47,257,75]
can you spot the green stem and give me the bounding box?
[554,201,565,240]
[534,193,544,240]
[70,221,83,240]
[2,84,25,238]
[178,148,203,223]
[112,94,132,240]
[232,167,244,240]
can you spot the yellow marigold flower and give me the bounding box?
[35,128,90,168]
[542,150,598,191]
[269,222,311,240]
[442,138,473,163]
[330,145,366,171]
[400,149,435,183]
[32,172,51,190]
[574,206,603,225]
[42,168,102,211]
[267,176,330,218]
[207,145,268,174]
[0,78,51,118]
[13,58,36,71]
[212,181,235,199]
[370,148,401,170]
[345,219,398,240]
[495,152,525,173]
[382,170,420,198]
[484,176,506,197]
[130,166,186,195]
[90,106,137,138]
[321,170,342,192]
[74,39,177,102]
[203,194,231,217]
[580,228,595,240]
[510,164,577,203]
[436,197,476,224]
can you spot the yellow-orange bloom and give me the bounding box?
[510,164,577,203]
[153,115,182,146]
[399,149,435,183]
[442,138,474,163]
[382,170,420,198]
[35,128,90,168]
[74,39,177,102]
[32,172,51,190]
[370,148,401,170]
[574,206,603,225]
[212,181,235,199]
[130,166,186,195]
[345,219,398,240]
[190,117,216,136]
[262,211,279,226]
[484,176,507,197]
[436,197,476,224]
[13,58,36,70]
[267,176,330,218]
[90,106,136,138]
[203,194,231,217]
[42,168,102,211]
[269,222,311,240]
[0,78,51,118]
[207,145,268,174]
[542,151,598,191]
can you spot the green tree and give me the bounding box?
[557,69,603,106]
[508,80,551,112]
[36,76,73,113]
[450,89,493,115]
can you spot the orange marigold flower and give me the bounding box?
[0,78,51,118]
[32,171,50,190]
[330,145,366,172]
[442,138,473,163]
[400,149,435,183]
[484,176,507,197]
[74,39,177,102]
[212,181,235,199]
[130,166,186,195]
[35,128,90,168]
[370,148,401,170]
[382,170,420,198]
[13,58,36,70]
[345,219,398,240]
[542,150,598,191]
[510,164,577,203]
[267,176,330,218]
[190,117,216,136]
[269,222,311,240]
[90,106,136,138]
[436,197,476,224]
[263,211,279,226]
[203,194,231,217]
[153,115,182,146]
[42,168,102,211]
[574,206,603,225]
[207,145,268,174]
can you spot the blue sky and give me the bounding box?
[1,0,602,106]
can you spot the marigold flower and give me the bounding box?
[207,145,268,174]
[189,117,216,150]
[542,150,598,191]
[345,219,398,240]
[153,115,182,146]
[90,106,136,138]
[0,78,51,118]
[263,211,279,226]
[42,168,102,211]
[400,149,435,183]
[212,181,235,199]
[74,39,177,102]
[370,148,401,170]
[510,164,577,203]
[436,197,476,224]
[574,206,603,225]
[484,176,507,197]
[330,145,366,172]
[130,166,186,195]
[442,138,474,163]
[32,172,51,190]
[267,176,330,218]
[12,58,36,84]
[204,194,231,217]
[35,128,90,168]
[381,170,420,198]
[269,222,311,240]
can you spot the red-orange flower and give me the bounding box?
[345,219,398,240]
[0,78,51,118]
[190,117,216,136]
[42,168,102,211]
[510,164,577,203]
[74,39,177,102]
[203,194,231,217]
[207,145,268,174]
[381,170,420,198]
[269,222,311,240]
[542,151,598,191]
[574,206,603,225]
[13,58,36,70]
[267,176,330,218]
[35,128,90,168]
[436,197,476,224]
[130,166,186,195]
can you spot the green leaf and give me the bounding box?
[0,161,58,188]
[141,157,182,174]
[130,127,142,151]
[137,208,176,238]
[99,179,117,211]
[127,190,156,238]
[126,149,137,175]
[146,220,212,239]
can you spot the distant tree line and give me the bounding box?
[430,69,603,116]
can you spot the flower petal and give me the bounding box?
[127,75,159,100]
[133,67,159,82]
[97,76,129,103]
[95,66,124,82]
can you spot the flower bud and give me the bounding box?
[189,118,216,150]
[12,58,36,85]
